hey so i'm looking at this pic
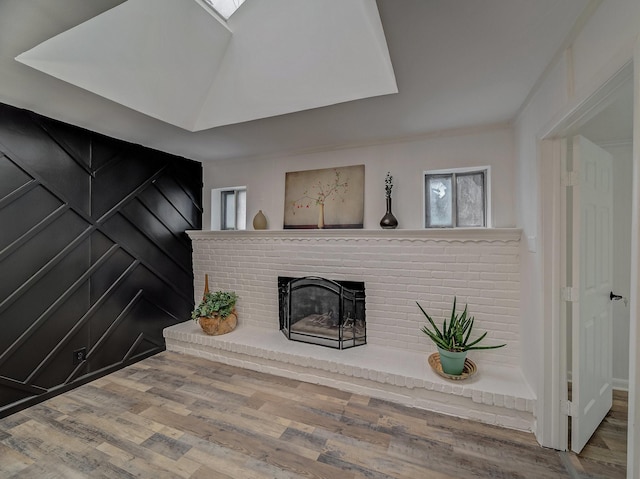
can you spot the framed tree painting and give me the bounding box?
[284,165,364,229]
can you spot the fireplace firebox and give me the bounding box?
[278,276,366,349]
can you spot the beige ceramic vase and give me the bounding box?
[253,210,267,230]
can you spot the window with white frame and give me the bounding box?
[424,167,490,228]
[211,186,246,230]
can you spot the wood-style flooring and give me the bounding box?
[566,389,628,478]
[0,351,627,478]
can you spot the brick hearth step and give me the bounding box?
[164,321,535,432]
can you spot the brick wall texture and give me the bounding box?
[190,232,521,369]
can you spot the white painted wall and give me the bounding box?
[514,0,640,452]
[514,59,570,401]
[202,126,515,231]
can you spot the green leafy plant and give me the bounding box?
[418,297,506,352]
[192,291,238,321]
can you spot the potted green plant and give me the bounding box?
[417,297,505,375]
[192,290,239,336]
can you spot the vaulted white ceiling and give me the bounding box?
[15,0,398,131]
[0,0,592,162]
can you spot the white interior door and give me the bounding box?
[570,135,614,454]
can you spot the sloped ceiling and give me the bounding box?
[0,0,592,162]
[15,0,398,131]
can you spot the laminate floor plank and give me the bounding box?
[0,351,627,478]
[259,400,393,448]
[0,441,33,475]
[182,433,296,479]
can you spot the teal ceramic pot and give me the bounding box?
[437,347,467,375]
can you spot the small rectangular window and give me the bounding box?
[424,168,489,228]
[220,187,246,230]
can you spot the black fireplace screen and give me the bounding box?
[278,276,366,349]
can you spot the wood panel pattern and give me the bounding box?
[0,103,202,417]
[0,352,626,478]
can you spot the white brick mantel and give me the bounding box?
[166,228,535,431]
[186,228,522,242]
[187,228,522,368]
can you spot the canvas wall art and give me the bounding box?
[284,165,364,229]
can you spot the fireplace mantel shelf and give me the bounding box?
[187,228,522,243]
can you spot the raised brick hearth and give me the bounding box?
[164,229,535,431]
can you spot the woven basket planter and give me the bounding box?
[198,311,237,336]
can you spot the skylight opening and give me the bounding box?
[202,0,246,20]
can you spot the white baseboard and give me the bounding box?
[613,378,629,391]
[566,374,628,391]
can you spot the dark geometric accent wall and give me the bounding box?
[0,103,202,417]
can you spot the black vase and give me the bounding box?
[380,196,398,229]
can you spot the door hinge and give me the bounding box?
[561,287,577,302]
[561,400,574,417]
[562,171,578,187]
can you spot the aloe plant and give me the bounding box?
[192,291,238,321]
[418,297,506,352]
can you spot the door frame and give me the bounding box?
[629,38,640,479]
[538,40,639,476]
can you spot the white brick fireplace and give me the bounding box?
[164,229,535,431]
